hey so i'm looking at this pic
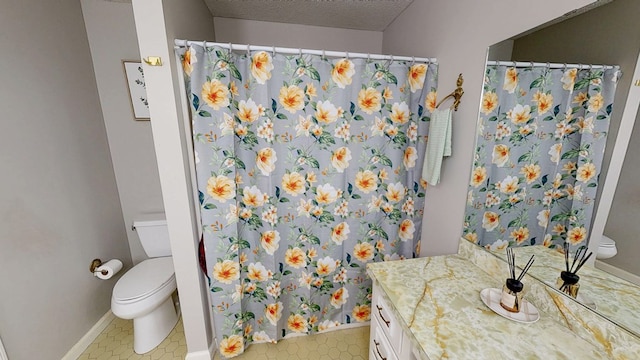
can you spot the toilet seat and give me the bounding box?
[599,236,616,247]
[113,257,175,303]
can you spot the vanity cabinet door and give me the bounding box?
[372,286,403,352]
[370,314,399,360]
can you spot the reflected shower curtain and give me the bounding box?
[177,44,437,357]
[464,64,619,251]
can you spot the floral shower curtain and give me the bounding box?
[177,43,437,357]
[463,64,619,251]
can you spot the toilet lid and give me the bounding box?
[113,257,175,301]
[600,235,616,247]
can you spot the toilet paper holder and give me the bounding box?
[90,258,108,276]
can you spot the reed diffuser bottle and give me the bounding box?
[500,248,535,313]
[558,243,592,299]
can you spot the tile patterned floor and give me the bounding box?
[78,317,186,360]
[79,316,369,360]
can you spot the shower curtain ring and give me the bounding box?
[411,56,415,66]
[247,44,251,57]
[272,46,276,57]
[228,42,232,51]
[345,51,349,59]
[299,48,302,57]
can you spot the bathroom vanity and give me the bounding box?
[367,241,640,359]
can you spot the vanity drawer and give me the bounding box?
[372,289,403,354]
[370,315,399,360]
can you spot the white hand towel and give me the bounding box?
[422,108,452,185]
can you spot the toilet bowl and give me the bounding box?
[111,214,179,354]
[596,235,617,260]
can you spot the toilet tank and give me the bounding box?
[133,213,172,258]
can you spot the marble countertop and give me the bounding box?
[367,254,610,359]
[504,245,640,338]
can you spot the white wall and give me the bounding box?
[510,0,640,275]
[214,17,383,53]
[382,0,596,256]
[0,1,130,359]
[81,0,165,265]
[131,0,216,357]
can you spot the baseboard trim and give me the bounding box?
[595,260,640,286]
[185,339,216,360]
[62,310,115,360]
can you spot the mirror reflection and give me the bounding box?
[461,0,640,338]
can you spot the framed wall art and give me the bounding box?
[122,60,150,120]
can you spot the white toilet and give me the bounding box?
[596,235,618,260]
[111,213,178,354]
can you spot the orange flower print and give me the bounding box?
[207,175,236,203]
[576,163,596,183]
[316,256,337,276]
[287,314,308,333]
[247,262,269,282]
[537,209,550,228]
[499,175,519,194]
[567,226,587,245]
[573,92,588,104]
[588,93,604,113]
[398,219,415,242]
[542,234,553,248]
[201,80,230,110]
[237,99,261,123]
[331,147,352,172]
[464,232,478,244]
[229,81,239,97]
[491,144,510,167]
[533,91,554,115]
[403,146,418,169]
[318,320,340,332]
[256,147,277,175]
[242,185,265,207]
[330,287,349,308]
[219,335,244,358]
[279,85,305,114]
[353,242,374,262]
[520,164,541,184]
[260,230,280,255]
[507,104,531,125]
[503,67,518,94]
[331,59,355,88]
[331,222,350,245]
[385,182,405,203]
[315,184,338,204]
[383,86,393,100]
[352,304,371,322]
[212,260,239,284]
[407,64,427,93]
[357,87,382,114]
[510,227,529,244]
[265,302,283,326]
[481,92,498,115]
[355,170,378,193]
[305,83,317,98]
[424,91,438,113]
[282,172,306,196]
[315,100,340,124]
[285,247,307,268]
[470,166,487,188]
[561,68,577,91]
[482,211,500,232]
[182,47,197,76]
[390,102,410,124]
[251,51,274,84]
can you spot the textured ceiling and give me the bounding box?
[204,0,415,31]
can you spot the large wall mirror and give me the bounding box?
[460,0,640,337]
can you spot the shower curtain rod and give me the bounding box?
[175,39,437,63]
[487,60,616,70]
